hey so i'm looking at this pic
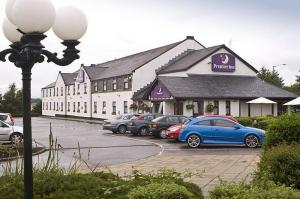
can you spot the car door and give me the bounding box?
[211,119,243,144]
[166,116,180,128]
[189,120,213,143]
[0,121,12,141]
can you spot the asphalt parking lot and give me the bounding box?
[12,117,261,196]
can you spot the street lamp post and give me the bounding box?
[0,0,87,198]
[272,63,286,71]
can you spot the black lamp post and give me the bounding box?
[0,0,87,198]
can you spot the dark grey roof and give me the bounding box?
[61,73,78,85]
[135,75,298,100]
[158,45,258,74]
[86,40,185,80]
[158,45,222,74]
[83,66,108,80]
[42,82,55,89]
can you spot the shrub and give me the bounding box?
[255,144,300,189]
[128,182,194,199]
[264,114,300,148]
[209,181,300,199]
[236,117,253,127]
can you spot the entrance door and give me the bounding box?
[193,100,204,117]
[174,101,183,115]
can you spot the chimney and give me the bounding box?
[186,36,194,40]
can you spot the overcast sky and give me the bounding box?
[0,0,299,97]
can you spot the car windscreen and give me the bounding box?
[183,118,192,125]
[152,116,166,122]
[0,115,8,121]
[114,115,123,120]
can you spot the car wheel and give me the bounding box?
[159,129,167,139]
[245,135,259,148]
[139,127,149,136]
[118,125,127,134]
[10,133,23,145]
[187,134,201,148]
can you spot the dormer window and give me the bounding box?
[124,77,129,89]
[94,82,98,92]
[112,79,117,90]
[103,80,107,91]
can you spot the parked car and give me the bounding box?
[0,120,23,144]
[0,113,14,126]
[166,115,238,140]
[150,115,188,138]
[179,117,265,148]
[103,114,140,133]
[166,124,182,140]
[127,114,162,136]
[197,114,238,122]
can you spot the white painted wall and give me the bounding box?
[132,39,203,92]
[163,101,174,115]
[159,48,257,77]
[92,91,133,119]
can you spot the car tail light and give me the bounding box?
[151,122,157,128]
[105,121,111,125]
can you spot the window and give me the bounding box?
[61,102,63,111]
[68,86,70,95]
[61,87,63,96]
[53,102,55,111]
[84,102,87,113]
[94,101,97,113]
[42,102,44,110]
[213,100,219,115]
[68,102,70,112]
[77,102,80,112]
[94,82,98,92]
[56,102,59,111]
[102,101,106,114]
[193,120,211,126]
[168,116,180,123]
[226,100,231,115]
[73,85,75,95]
[112,79,117,90]
[46,89,48,97]
[180,117,188,123]
[124,77,129,89]
[84,83,87,94]
[49,102,51,110]
[214,119,235,128]
[49,89,51,97]
[73,102,75,112]
[112,101,116,115]
[77,84,80,95]
[124,101,128,114]
[103,80,107,91]
[56,87,58,96]
[46,102,48,110]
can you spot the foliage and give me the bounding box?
[128,182,194,199]
[32,99,42,116]
[0,83,23,116]
[264,114,300,148]
[255,143,300,189]
[236,117,253,127]
[257,66,284,88]
[236,116,274,130]
[285,73,300,95]
[186,104,194,110]
[209,181,300,199]
[206,103,214,113]
[129,103,138,110]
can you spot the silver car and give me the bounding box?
[0,120,23,144]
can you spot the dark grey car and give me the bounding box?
[127,114,162,136]
[103,114,139,133]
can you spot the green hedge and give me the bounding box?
[128,182,195,199]
[0,170,203,199]
[209,181,300,199]
[264,114,300,148]
[255,144,300,189]
[236,116,274,130]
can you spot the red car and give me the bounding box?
[166,115,238,140]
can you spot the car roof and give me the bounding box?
[193,117,236,122]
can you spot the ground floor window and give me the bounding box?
[54,102,55,111]
[56,102,59,111]
[73,102,75,112]
[84,102,87,113]
[213,100,219,115]
[61,102,63,111]
[68,102,70,112]
[77,102,80,112]
[226,100,231,115]
[46,102,48,110]
[94,101,97,113]
[49,102,51,110]
[43,102,44,110]
[112,101,116,115]
[102,101,106,114]
[124,101,128,114]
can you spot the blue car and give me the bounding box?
[179,117,265,148]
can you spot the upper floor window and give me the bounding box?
[103,80,107,91]
[56,102,59,111]
[46,89,48,97]
[61,102,63,111]
[94,82,98,92]
[46,102,48,110]
[94,101,97,113]
[56,87,58,96]
[124,78,129,89]
[61,87,63,96]
[53,88,55,96]
[73,102,76,112]
[54,102,55,111]
[84,83,87,94]
[77,84,80,95]
[68,86,70,95]
[77,102,80,112]
[73,85,75,95]
[68,102,70,112]
[49,102,51,110]
[49,89,51,97]
[112,79,117,90]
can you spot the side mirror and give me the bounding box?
[234,125,240,129]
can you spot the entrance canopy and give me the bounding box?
[284,97,300,106]
[246,97,277,104]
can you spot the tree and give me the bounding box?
[32,99,42,115]
[257,66,285,88]
[285,73,300,95]
[0,83,23,116]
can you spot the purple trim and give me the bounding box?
[150,82,172,99]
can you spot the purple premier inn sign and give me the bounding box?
[150,82,171,99]
[211,53,235,72]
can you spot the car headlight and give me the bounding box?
[261,130,266,134]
